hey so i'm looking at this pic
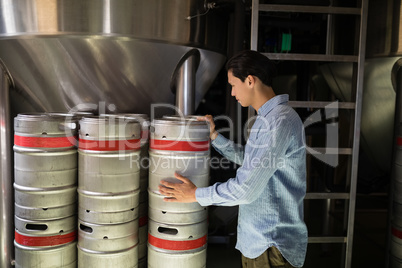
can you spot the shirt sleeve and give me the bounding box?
[196,123,292,207]
[211,133,244,165]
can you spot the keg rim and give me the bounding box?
[15,112,76,121]
[79,115,141,124]
[152,118,208,126]
[101,113,150,120]
[162,115,201,121]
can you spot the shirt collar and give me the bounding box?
[257,94,289,116]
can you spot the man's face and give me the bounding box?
[228,70,251,107]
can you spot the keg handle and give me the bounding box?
[157,227,178,235]
[25,223,48,231]
[79,224,93,233]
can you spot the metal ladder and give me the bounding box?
[249,1,369,267]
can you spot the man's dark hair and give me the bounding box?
[226,50,277,87]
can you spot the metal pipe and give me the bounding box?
[0,58,14,267]
[171,49,200,116]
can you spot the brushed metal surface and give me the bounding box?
[0,38,225,115]
[0,1,227,266]
[320,57,400,173]
[0,60,13,268]
[0,0,227,115]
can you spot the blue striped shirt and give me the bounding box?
[195,94,308,267]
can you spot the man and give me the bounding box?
[159,50,308,268]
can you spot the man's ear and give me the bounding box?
[247,75,255,87]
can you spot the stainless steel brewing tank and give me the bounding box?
[0,0,227,114]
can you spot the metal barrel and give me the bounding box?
[14,113,78,220]
[77,219,139,268]
[148,118,209,224]
[148,118,210,194]
[14,184,77,220]
[148,118,210,267]
[148,151,210,193]
[77,189,140,224]
[78,219,139,252]
[77,116,141,267]
[100,114,150,146]
[14,215,77,268]
[13,113,78,267]
[78,245,138,268]
[78,116,141,222]
[148,190,208,224]
[147,219,207,268]
[14,241,77,268]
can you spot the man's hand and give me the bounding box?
[197,115,218,140]
[159,173,198,203]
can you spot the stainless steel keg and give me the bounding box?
[148,118,210,267]
[77,219,139,267]
[147,219,207,268]
[148,190,208,224]
[148,118,210,193]
[77,116,141,268]
[14,215,77,268]
[13,113,78,267]
[14,113,78,220]
[78,116,141,223]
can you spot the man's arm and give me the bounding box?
[198,115,244,165]
[159,125,292,205]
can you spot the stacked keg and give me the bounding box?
[13,113,78,268]
[147,118,210,268]
[77,116,141,267]
[391,123,402,267]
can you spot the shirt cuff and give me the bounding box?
[211,133,228,150]
[195,187,212,207]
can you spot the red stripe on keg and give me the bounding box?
[150,139,209,151]
[78,138,141,151]
[148,234,207,251]
[392,226,402,240]
[15,230,77,247]
[397,137,402,146]
[14,135,76,148]
[139,216,148,227]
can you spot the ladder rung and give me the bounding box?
[308,236,347,243]
[259,4,361,15]
[289,101,355,109]
[307,147,352,155]
[305,192,350,200]
[262,53,358,62]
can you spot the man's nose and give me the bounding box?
[231,89,235,96]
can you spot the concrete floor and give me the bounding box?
[205,193,389,268]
